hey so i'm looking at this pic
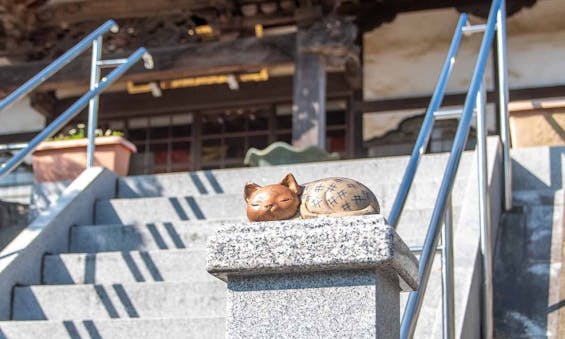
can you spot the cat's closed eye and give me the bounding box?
[279,198,290,202]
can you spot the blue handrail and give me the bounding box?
[0,20,152,181]
[0,20,117,113]
[388,14,468,228]
[396,0,508,337]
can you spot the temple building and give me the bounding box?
[0,0,561,179]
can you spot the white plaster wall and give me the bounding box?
[364,0,565,100]
[363,0,565,141]
[0,97,45,135]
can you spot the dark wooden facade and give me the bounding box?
[0,0,538,174]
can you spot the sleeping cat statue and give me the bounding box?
[244,173,380,222]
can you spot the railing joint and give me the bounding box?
[96,58,129,68]
[463,24,487,35]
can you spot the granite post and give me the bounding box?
[207,215,419,338]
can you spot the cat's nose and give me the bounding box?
[264,203,273,209]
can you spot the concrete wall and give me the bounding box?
[0,167,116,320]
[0,97,45,135]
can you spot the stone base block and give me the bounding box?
[227,270,399,338]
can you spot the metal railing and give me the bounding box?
[391,0,510,338]
[0,20,153,181]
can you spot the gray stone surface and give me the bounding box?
[0,167,117,320]
[227,270,399,339]
[0,145,494,338]
[207,215,419,291]
[511,145,565,191]
[97,180,468,226]
[43,249,214,285]
[12,281,226,320]
[0,317,225,339]
[29,180,71,222]
[207,215,414,338]
[447,137,503,339]
[70,221,225,253]
[494,145,565,339]
[118,152,474,198]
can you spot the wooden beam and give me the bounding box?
[53,73,352,119]
[362,85,565,113]
[37,0,228,25]
[30,92,57,119]
[0,33,296,93]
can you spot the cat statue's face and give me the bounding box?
[244,173,302,222]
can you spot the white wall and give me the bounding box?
[364,0,565,100]
[0,97,45,136]
[362,0,565,141]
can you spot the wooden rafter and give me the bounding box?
[52,73,353,119]
[0,32,297,93]
[37,0,231,24]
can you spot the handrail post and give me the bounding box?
[86,36,103,168]
[400,1,502,337]
[442,195,455,339]
[496,0,512,211]
[476,80,493,339]
[0,20,117,113]
[0,48,149,181]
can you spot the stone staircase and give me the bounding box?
[0,150,484,338]
[494,145,565,338]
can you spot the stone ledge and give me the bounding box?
[206,215,419,291]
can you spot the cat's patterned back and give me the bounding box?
[300,177,380,218]
[244,174,380,221]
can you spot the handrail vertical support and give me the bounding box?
[86,36,103,168]
[476,81,493,339]
[442,195,455,339]
[496,0,512,211]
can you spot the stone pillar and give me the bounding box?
[292,31,326,149]
[207,215,419,338]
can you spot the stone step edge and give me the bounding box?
[13,280,226,291]
[44,247,207,259]
[0,316,226,324]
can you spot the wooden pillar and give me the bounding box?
[292,29,326,149]
[347,33,364,158]
[291,16,359,151]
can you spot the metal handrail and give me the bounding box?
[388,14,468,228]
[395,0,508,338]
[0,20,118,113]
[0,20,153,181]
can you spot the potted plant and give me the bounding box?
[32,124,137,182]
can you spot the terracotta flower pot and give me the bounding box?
[508,99,565,148]
[32,136,137,182]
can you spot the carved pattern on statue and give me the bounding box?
[244,173,380,222]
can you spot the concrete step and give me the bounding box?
[0,317,224,339]
[511,145,565,191]
[69,221,224,253]
[513,188,564,206]
[12,281,226,321]
[72,206,459,254]
[96,179,469,225]
[43,249,213,285]
[118,152,474,198]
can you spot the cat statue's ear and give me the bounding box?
[280,173,302,195]
[244,182,261,202]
